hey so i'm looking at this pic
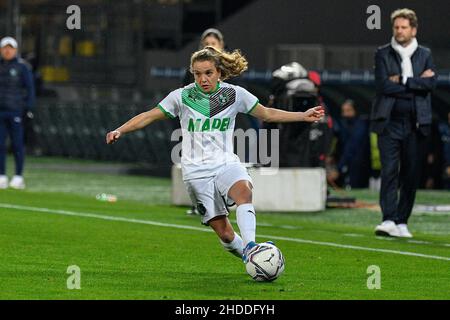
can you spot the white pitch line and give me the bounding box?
[343,233,365,238]
[407,240,431,245]
[258,234,450,262]
[0,203,211,234]
[1,203,450,262]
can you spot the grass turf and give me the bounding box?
[0,156,449,299]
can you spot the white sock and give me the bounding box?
[236,203,256,246]
[220,232,244,258]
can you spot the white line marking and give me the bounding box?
[407,240,431,245]
[0,203,211,233]
[343,233,365,238]
[259,234,450,262]
[279,225,300,230]
[1,203,450,262]
[375,236,396,241]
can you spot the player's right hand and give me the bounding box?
[302,105,325,122]
[106,130,121,144]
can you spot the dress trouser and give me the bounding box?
[0,111,25,176]
[377,118,422,224]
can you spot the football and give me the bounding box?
[245,243,285,281]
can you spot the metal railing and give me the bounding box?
[29,100,178,166]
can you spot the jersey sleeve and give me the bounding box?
[236,86,259,114]
[157,89,181,119]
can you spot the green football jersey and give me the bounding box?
[158,82,259,180]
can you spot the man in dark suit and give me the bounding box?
[371,8,436,238]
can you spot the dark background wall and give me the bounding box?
[144,0,450,91]
[225,0,449,67]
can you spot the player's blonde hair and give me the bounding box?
[190,46,248,80]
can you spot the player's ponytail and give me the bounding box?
[190,46,248,80]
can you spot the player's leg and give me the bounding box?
[227,179,256,246]
[227,179,260,262]
[215,163,256,246]
[185,176,244,258]
[215,163,260,263]
[208,216,244,258]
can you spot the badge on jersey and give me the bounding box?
[218,93,229,106]
[10,68,18,77]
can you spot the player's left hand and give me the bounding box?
[302,106,325,122]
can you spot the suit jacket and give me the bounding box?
[371,43,436,135]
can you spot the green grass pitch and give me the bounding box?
[0,157,449,299]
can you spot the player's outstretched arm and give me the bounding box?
[106,107,167,144]
[249,103,325,123]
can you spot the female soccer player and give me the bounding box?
[106,46,324,263]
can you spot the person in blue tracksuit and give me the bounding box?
[0,36,35,189]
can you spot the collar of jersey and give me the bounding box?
[195,82,220,95]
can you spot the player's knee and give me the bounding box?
[229,180,253,204]
[235,187,252,205]
[244,186,253,200]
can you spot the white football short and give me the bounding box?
[184,163,253,225]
